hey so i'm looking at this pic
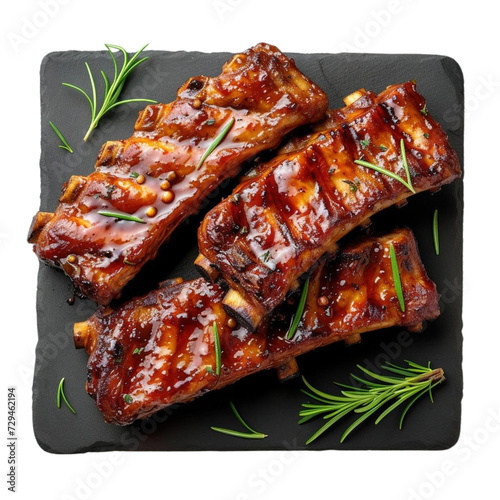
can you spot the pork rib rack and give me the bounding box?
[28,43,328,305]
[75,229,439,425]
[197,81,461,331]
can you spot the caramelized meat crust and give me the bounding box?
[197,81,460,330]
[29,43,328,305]
[76,229,439,425]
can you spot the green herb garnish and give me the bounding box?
[360,138,370,149]
[49,121,73,153]
[390,243,405,312]
[240,226,248,236]
[433,209,439,255]
[260,250,271,263]
[133,347,144,355]
[129,171,139,178]
[197,117,235,170]
[105,185,116,199]
[57,377,76,414]
[423,132,429,139]
[286,276,310,340]
[97,210,146,223]
[63,44,156,141]
[211,402,267,439]
[379,145,388,152]
[213,321,221,377]
[123,259,136,265]
[421,104,428,116]
[354,139,415,194]
[342,179,359,193]
[123,394,133,404]
[299,360,445,444]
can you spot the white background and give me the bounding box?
[1,0,498,499]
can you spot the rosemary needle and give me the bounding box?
[63,44,156,141]
[49,121,73,153]
[389,244,405,312]
[197,117,235,169]
[354,139,416,194]
[299,360,445,444]
[433,209,440,255]
[286,276,310,340]
[213,321,221,376]
[57,377,76,414]
[97,210,146,223]
[210,427,267,439]
[211,402,267,439]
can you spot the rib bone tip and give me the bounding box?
[73,321,90,349]
[194,254,220,282]
[276,358,300,381]
[222,289,265,332]
[407,322,423,333]
[343,88,367,106]
[27,211,54,243]
[344,333,362,345]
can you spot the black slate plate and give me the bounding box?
[33,49,464,453]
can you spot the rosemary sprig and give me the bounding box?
[97,210,146,223]
[433,209,440,255]
[213,321,221,376]
[197,117,235,169]
[63,44,156,141]
[299,360,445,444]
[57,377,76,414]
[49,121,73,153]
[354,139,415,194]
[286,276,310,340]
[211,401,267,439]
[389,243,405,312]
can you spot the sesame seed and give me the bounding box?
[161,191,174,204]
[146,206,157,217]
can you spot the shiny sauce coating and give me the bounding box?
[30,43,328,305]
[80,229,439,424]
[198,81,461,328]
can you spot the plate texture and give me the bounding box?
[33,49,464,453]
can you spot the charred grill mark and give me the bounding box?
[79,229,439,425]
[198,81,461,330]
[30,44,328,305]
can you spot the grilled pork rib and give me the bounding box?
[75,229,439,425]
[28,43,328,305]
[197,81,461,331]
